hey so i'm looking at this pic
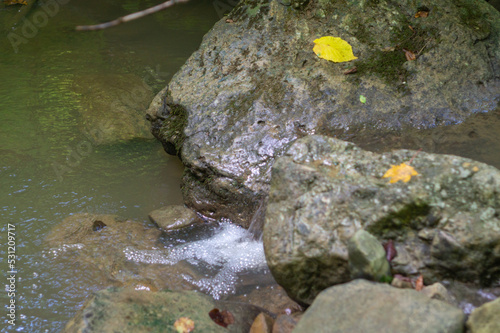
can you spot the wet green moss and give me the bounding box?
[128,304,175,330]
[323,0,438,90]
[456,0,491,40]
[348,19,435,90]
[367,203,431,237]
[355,50,409,89]
[160,103,188,155]
[228,0,271,27]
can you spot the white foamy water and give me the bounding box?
[123,222,268,299]
[44,244,85,258]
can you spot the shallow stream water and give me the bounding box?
[1,1,499,332]
[0,1,232,331]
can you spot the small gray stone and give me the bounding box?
[293,279,465,333]
[348,229,391,281]
[421,282,458,307]
[148,205,202,231]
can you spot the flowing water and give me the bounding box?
[1,1,499,332]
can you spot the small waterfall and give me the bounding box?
[124,221,268,299]
[123,197,271,300]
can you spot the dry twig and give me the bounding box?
[76,0,189,31]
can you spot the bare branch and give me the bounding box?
[76,0,190,31]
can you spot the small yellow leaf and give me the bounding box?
[382,163,419,183]
[174,317,194,333]
[313,36,358,63]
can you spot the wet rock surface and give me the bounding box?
[44,213,197,292]
[263,135,500,305]
[148,0,500,226]
[62,288,267,333]
[233,285,302,315]
[272,312,302,333]
[148,204,203,231]
[293,279,465,333]
[73,74,154,145]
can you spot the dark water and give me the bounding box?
[337,106,500,169]
[0,0,230,331]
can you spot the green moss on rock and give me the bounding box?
[159,103,188,156]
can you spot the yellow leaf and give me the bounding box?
[382,163,418,184]
[174,317,194,333]
[313,36,358,63]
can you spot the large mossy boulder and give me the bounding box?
[293,279,465,333]
[148,0,500,226]
[263,135,500,305]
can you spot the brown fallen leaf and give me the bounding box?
[174,317,194,333]
[402,48,416,61]
[414,275,424,291]
[209,308,235,328]
[383,240,397,262]
[343,67,358,75]
[415,10,429,18]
